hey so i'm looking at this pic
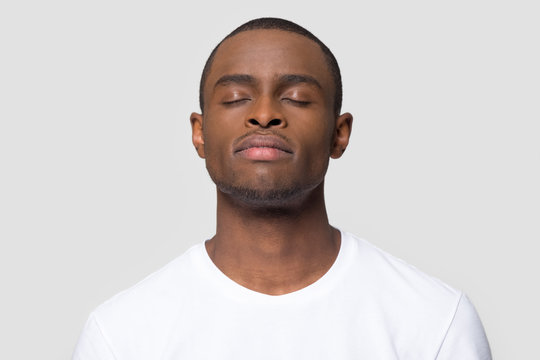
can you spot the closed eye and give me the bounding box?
[222,98,251,106]
[282,98,311,106]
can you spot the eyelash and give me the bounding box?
[282,98,311,106]
[221,98,311,106]
[222,99,250,105]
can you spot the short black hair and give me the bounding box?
[198,17,343,116]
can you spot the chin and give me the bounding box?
[208,167,325,207]
[213,175,326,211]
[220,182,303,204]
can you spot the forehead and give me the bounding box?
[205,29,333,92]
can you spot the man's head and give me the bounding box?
[191,18,352,207]
[199,18,343,117]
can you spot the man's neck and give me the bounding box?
[206,183,340,295]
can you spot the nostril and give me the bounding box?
[268,119,282,126]
[247,118,282,127]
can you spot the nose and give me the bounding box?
[246,96,286,128]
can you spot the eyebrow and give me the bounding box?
[214,74,256,88]
[278,74,322,89]
[213,73,322,89]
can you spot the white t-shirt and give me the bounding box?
[72,230,492,359]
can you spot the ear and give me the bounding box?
[190,112,206,158]
[330,112,353,159]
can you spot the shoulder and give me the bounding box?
[73,243,207,359]
[341,231,463,328]
[340,232,492,357]
[92,243,205,331]
[342,231,460,300]
[435,294,492,359]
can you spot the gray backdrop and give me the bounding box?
[1,1,538,359]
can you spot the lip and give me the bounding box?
[234,134,293,161]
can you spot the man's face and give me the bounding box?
[191,29,351,205]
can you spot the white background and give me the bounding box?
[1,1,538,359]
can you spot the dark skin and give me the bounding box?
[190,29,353,295]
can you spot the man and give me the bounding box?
[73,18,492,359]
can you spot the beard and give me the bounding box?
[213,179,305,206]
[208,165,323,209]
[204,148,328,209]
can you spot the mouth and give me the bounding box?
[234,134,293,161]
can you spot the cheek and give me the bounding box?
[298,122,335,158]
[202,123,230,167]
[288,131,333,181]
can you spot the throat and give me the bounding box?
[205,226,341,295]
[209,180,339,295]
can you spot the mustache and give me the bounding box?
[232,129,292,148]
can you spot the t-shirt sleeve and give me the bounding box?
[435,293,492,360]
[72,313,117,360]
